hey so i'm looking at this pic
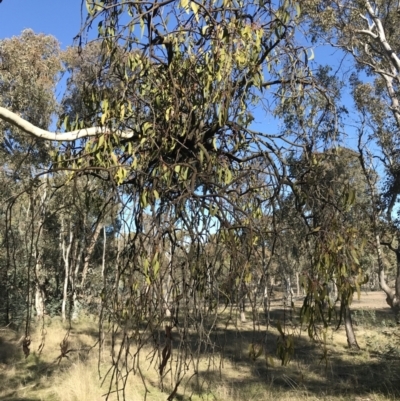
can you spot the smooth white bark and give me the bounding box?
[61,219,73,322]
[0,107,134,141]
[363,0,400,73]
[81,220,103,287]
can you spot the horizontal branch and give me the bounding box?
[0,107,134,142]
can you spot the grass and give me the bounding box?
[1,293,400,401]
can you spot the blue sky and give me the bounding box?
[0,0,82,48]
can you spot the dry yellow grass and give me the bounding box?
[0,293,399,401]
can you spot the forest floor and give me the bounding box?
[0,291,399,401]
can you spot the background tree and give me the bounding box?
[302,0,400,320]
[287,147,373,348]
[0,30,61,326]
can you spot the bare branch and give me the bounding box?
[0,107,134,142]
[354,29,378,39]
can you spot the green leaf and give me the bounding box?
[111,153,118,165]
[348,188,356,206]
[224,168,232,184]
[295,3,301,17]
[180,0,189,11]
[153,260,160,276]
[98,135,105,149]
[101,112,107,125]
[212,137,217,151]
[350,248,360,265]
[199,149,204,165]
[140,18,145,37]
[143,122,152,132]
[190,1,199,20]
[140,191,148,208]
[182,167,188,180]
[63,115,69,129]
[86,1,94,16]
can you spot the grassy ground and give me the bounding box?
[0,292,399,401]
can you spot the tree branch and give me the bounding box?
[0,107,134,142]
[364,0,400,73]
[354,29,378,39]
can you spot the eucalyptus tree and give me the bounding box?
[269,59,371,348]
[0,30,62,327]
[0,0,361,396]
[302,0,400,321]
[287,147,374,348]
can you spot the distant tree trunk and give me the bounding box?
[101,225,106,278]
[35,283,45,319]
[270,275,275,288]
[331,280,338,302]
[33,186,48,320]
[0,266,9,325]
[239,280,247,323]
[80,220,103,287]
[289,276,294,298]
[71,239,84,321]
[240,298,246,323]
[344,305,360,349]
[283,274,294,301]
[34,254,45,320]
[61,220,73,322]
[375,229,400,322]
[34,244,45,319]
[164,274,172,318]
[369,262,379,291]
[263,285,270,323]
[162,246,173,318]
[0,201,12,325]
[295,272,301,297]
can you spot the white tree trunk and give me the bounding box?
[80,220,103,287]
[296,272,301,297]
[35,282,45,319]
[33,185,48,319]
[101,225,106,278]
[61,219,73,322]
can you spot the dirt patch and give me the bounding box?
[269,290,390,313]
[351,291,388,310]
